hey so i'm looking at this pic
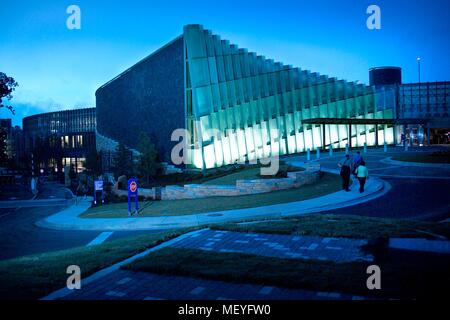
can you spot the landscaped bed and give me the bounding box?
[80,172,341,218]
[0,228,193,300]
[122,214,450,299]
[202,163,304,185]
[122,245,450,299]
[392,150,450,164]
[140,161,302,188]
[211,213,450,239]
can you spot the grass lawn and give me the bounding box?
[81,172,341,218]
[123,246,450,299]
[393,151,450,164]
[211,214,450,239]
[0,228,192,300]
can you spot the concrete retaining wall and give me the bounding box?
[112,163,320,201]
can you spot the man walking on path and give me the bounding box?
[338,154,352,192]
[352,151,363,175]
[355,160,369,193]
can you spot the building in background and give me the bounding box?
[96,24,397,171]
[0,119,12,167]
[22,108,96,174]
[370,67,450,145]
[0,119,24,168]
[399,81,450,145]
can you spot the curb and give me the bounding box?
[380,157,450,168]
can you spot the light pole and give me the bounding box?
[417,57,421,83]
[417,57,422,146]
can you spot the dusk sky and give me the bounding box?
[1,0,449,126]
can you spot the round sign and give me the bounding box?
[129,181,137,193]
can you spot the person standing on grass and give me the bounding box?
[355,160,369,193]
[338,154,352,192]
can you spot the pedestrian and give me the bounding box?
[352,151,363,175]
[82,182,88,200]
[75,181,83,204]
[355,160,369,193]
[338,154,352,191]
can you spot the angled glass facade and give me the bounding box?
[183,25,394,169]
[97,24,395,170]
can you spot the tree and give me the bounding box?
[0,72,18,115]
[137,132,159,184]
[84,148,102,178]
[112,142,134,178]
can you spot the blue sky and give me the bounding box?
[1,0,449,126]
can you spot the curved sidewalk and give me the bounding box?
[380,157,450,168]
[36,175,389,231]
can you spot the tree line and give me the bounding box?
[85,132,160,185]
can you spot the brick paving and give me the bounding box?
[64,269,363,300]
[58,228,374,300]
[168,229,373,263]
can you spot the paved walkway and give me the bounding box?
[389,238,450,254]
[44,227,450,300]
[284,147,450,220]
[168,229,373,263]
[380,157,450,169]
[285,147,450,180]
[62,269,362,300]
[36,176,387,231]
[46,229,368,301]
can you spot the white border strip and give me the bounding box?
[87,232,114,246]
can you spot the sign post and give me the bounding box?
[127,178,139,217]
[93,180,104,206]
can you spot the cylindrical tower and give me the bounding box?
[369,66,402,87]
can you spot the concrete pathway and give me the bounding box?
[380,157,450,169]
[389,238,450,254]
[36,175,387,231]
[168,229,373,263]
[43,226,450,300]
[61,269,363,300]
[44,229,367,301]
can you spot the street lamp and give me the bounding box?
[417,57,421,83]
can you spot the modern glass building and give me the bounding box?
[398,81,450,145]
[23,108,96,173]
[96,24,396,170]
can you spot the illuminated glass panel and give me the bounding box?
[183,25,394,169]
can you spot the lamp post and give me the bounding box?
[417,57,421,83]
[417,57,422,121]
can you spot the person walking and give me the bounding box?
[338,154,352,192]
[352,151,363,175]
[75,180,83,204]
[355,160,369,193]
